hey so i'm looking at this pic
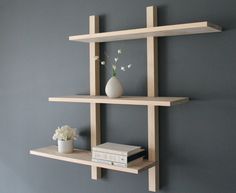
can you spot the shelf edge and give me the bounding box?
[68,21,222,43]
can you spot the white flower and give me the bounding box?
[121,66,125,71]
[112,65,116,70]
[52,125,78,141]
[127,64,132,68]
[114,57,118,62]
[101,61,105,65]
[94,56,99,61]
[117,49,122,54]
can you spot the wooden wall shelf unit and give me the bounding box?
[30,5,221,192]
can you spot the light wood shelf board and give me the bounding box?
[30,146,92,166]
[30,146,156,174]
[48,95,189,107]
[69,21,221,43]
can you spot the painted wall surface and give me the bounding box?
[0,0,235,193]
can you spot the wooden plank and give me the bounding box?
[148,106,159,192]
[48,95,189,107]
[147,6,158,97]
[30,146,156,174]
[89,15,101,180]
[69,21,221,43]
[89,16,100,95]
[147,6,159,192]
[30,146,92,166]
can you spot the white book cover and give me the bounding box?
[92,142,141,156]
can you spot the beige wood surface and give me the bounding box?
[69,21,221,43]
[148,106,159,192]
[30,146,156,174]
[48,95,189,107]
[147,6,159,192]
[89,15,101,180]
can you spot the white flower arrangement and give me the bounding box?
[94,49,132,77]
[52,125,78,141]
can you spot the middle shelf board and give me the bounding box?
[48,95,189,107]
[30,146,156,174]
[69,21,221,43]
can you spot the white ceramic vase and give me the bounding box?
[105,76,123,98]
[58,139,73,153]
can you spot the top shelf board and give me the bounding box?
[69,21,221,43]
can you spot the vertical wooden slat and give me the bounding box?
[147,6,158,97]
[89,15,101,180]
[146,6,159,192]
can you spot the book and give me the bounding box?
[92,142,141,156]
[113,157,143,167]
[92,157,144,168]
[92,149,145,164]
[92,158,112,165]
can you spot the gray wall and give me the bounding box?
[0,0,235,193]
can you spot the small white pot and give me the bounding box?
[58,139,73,153]
[105,76,123,98]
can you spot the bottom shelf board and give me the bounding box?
[30,146,156,174]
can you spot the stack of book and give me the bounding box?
[92,142,145,167]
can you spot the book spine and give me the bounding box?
[92,157,144,168]
[92,158,112,165]
[113,157,143,168]
[112,162,127,167]
[93,150,146,163]
[92,151,127,163]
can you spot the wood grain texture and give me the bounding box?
[48,95,189,107]
[30,146,156,174]
[69,21,221,43]
[148,106,159,192]
[147,6,159,192]
[89,15,101,180]
[89,15,100,95]
[147,6,158,97]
